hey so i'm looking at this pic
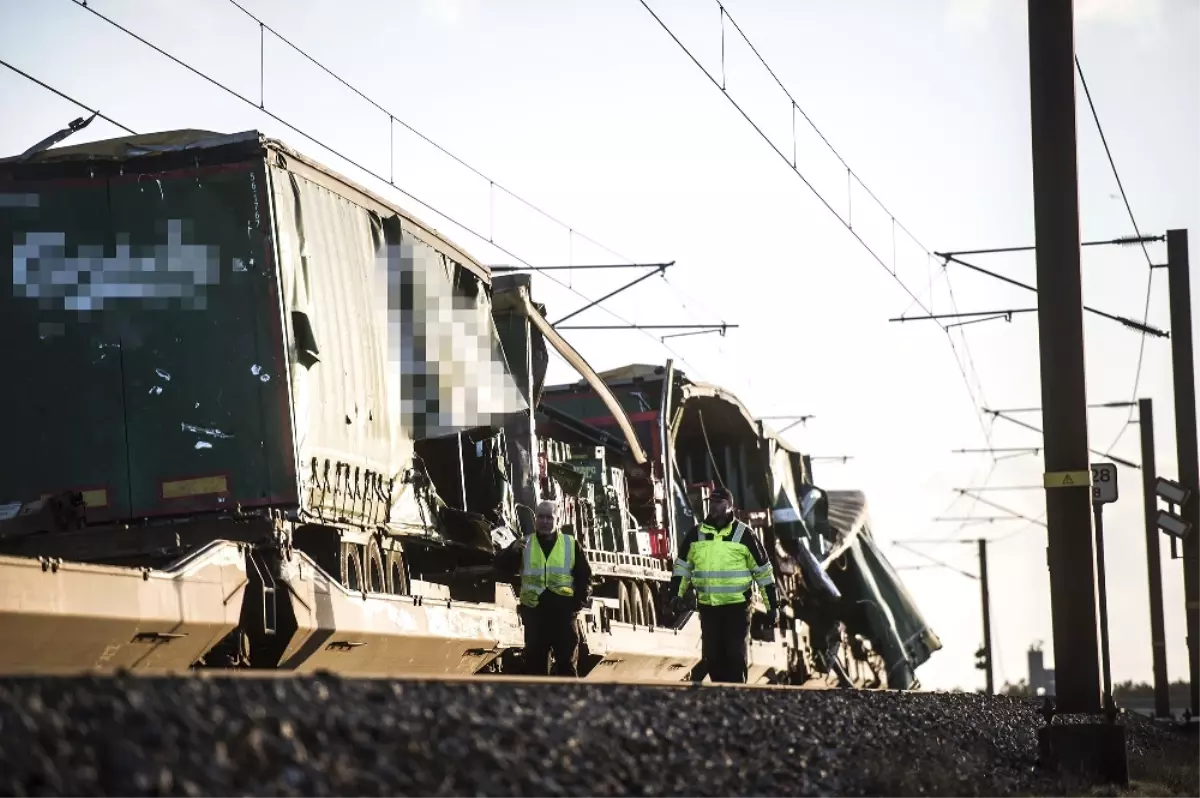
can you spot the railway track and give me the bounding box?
[2,671,1193,796]
[0,667,859,691]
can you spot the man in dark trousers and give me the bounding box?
[669,487,778,683]
[494,500,592,676]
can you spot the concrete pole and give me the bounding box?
[1026,0,1102,713]
[1166,229,1199,717]
[979,538,995,695]
[1139,398,1171,718]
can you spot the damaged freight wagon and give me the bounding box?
[488,275,713,680]
[0,127,552,675]
[523,356,943,687]
[0,126,712,681]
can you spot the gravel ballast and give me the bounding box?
[0,674,1194,796]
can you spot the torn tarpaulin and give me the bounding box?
[377,215,527,440]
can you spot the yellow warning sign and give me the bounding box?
[1043,470,1093,488]
[162,475,229,500]
[40,489,109,508]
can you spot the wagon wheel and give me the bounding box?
[340,541,364,591]
[364,539,386,594]
[639,581,658,629]
[617,580,631,624]
[387,546,410,596]
[628,580,647,627]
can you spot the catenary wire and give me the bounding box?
[633,0,998,466]
[0,58,137,136]
[914,57,1156,529]
[636,0,1005,544]
[222,0,639,268]
[636,5,1165,681]
[58,0,705,375]
[221,0,710,377]
[634,0,935,317]
[227,0,994,474]
[1075,56,1158,456]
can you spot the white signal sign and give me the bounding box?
[1091,462,1118,505]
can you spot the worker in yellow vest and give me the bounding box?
[494,500,592,676]
[669,487,778,683]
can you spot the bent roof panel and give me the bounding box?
[825,489,870,542]
[545,361,797,451]
[3,128,489,282]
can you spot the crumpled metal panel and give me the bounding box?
[382,215,526,440]
[5,129,260,165]
[270,165,402,504]
[494,280,648,465]
[768,442,842,602]
[824,490,870,543]
[268,162,526,530]
[818,490,943,685]
[855,532,944,672]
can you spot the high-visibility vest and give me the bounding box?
[520,532,576,608]
[678,520,774,607]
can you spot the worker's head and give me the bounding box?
[707,487,734,525]
[534,500,558,537]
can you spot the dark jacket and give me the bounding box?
[669,518,778,611]
[494,531,593,611]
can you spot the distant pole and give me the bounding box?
[1139,398,1171,718]
[1092,501,1114,714]
[1166,228,1199,717]
[1026,0,1102,713]
[979,538,995,695]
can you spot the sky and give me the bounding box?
[0,0,1197,694]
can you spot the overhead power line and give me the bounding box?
[660,327,728,342]
[934,516,1030,524]
[982,408,1140,469]
[954,490,1047,528]
[893,541,978,580]
[557,323,735,331]
[951,486,1043,493]
[490,262,674,272]
[632,0,997,466]
[939,234,1164,258]
[220,0,635,270]
[0,59,136,136]
[56,0,707,373]
[986,401,1137,414]
[221,0,738,359]
[935,254,1167,337]
[924,58,1161,536]
[1074,56,1159,456]
[634,0,931,315]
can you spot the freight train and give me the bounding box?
[0,128,942,686]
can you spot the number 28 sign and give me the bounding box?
[1091,462,1118,505]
